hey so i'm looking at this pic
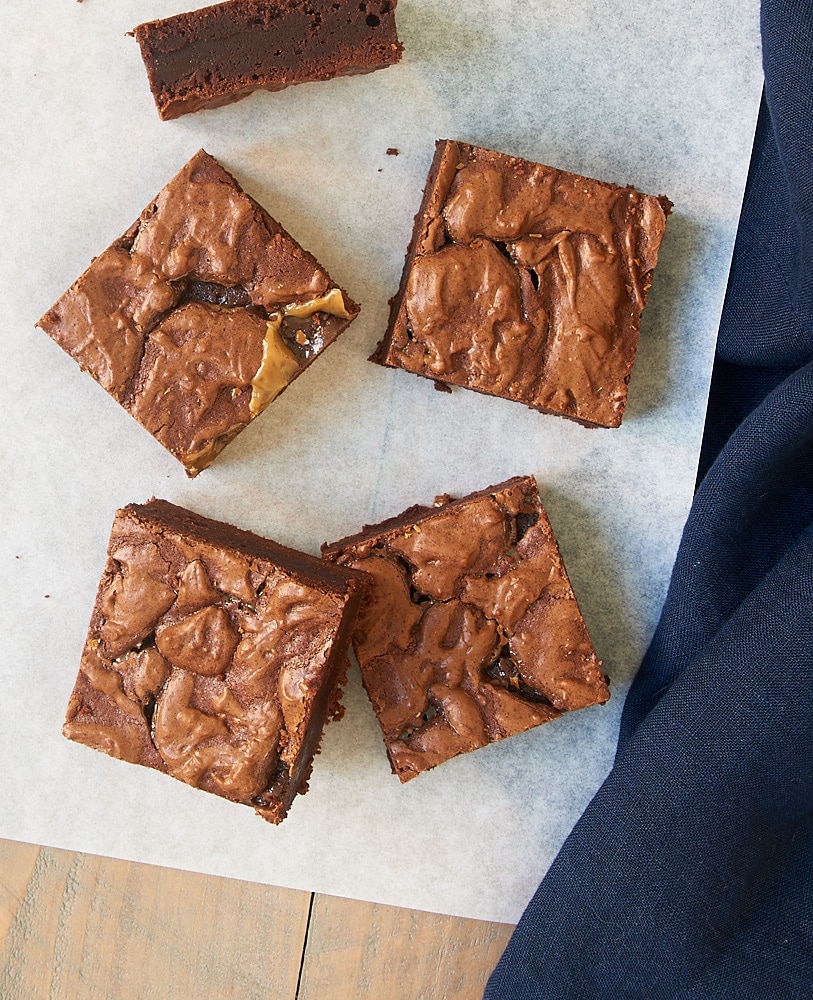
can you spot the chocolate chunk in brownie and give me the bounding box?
[63,499,364,823]
[322,475,609,781]
[372,140,671,428]
[133,0,403,121]
[37,150,359,476]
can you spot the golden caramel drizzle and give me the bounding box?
[249,288,350,416]
[284,287,352,320]
[250,317,300,417]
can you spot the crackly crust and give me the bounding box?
[37,149,359,476]
[323,475,609,781]
[373,140,671,428]
[64,499,364,823]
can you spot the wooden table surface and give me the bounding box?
[0,838,513,999]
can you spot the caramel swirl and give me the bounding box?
[37,150,359,476]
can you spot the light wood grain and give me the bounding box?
[0,838,514,999]
[0,840,39,944]
[0,840,311,1000]
[298,894,513,1000]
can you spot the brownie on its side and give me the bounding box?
[322,476,609,781]
[133,0,403,121]
[63,500,364,823]
[373,140,672,428]
[37,150,359,477]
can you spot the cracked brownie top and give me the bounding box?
[37,149,359,476]
[63,498,364,823]
[322,475,610,781]
[373,140,671,428]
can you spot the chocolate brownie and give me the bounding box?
[322,476,609,781]
[37,150,359,477]
[133,0,403,121]
[63,499,364,823]
[372,140,672,428]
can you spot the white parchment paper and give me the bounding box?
[0,1,761,923]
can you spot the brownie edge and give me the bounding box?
[323,476,609,781]
[133,0,404,120]
[63,499,365,823]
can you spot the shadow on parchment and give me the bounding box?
[625,211,713,424]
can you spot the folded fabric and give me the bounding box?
[485,1,813,996]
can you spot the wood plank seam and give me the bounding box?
[295,892,316,1000]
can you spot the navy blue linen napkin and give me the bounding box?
[485,2,813,996]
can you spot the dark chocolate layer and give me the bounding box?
[374,141,671,429]
[134,0,403,120]
[323,476,609,781]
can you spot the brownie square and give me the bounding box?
[373,140,671,428]
[133,0,404,121]
[322,476,609,781]
[63,499,364,823]
[37,149,359,476]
